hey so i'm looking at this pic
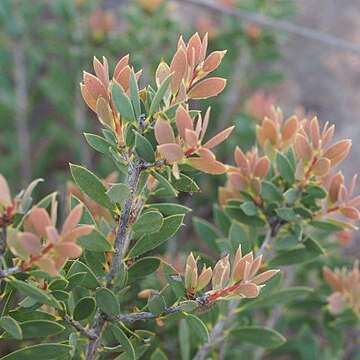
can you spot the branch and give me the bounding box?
[178,0,360,56]
[0,226,7,257]
[85,157,145,360]
[0,265,21,279]
[64,316,98,340]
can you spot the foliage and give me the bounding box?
[0,30,359,360]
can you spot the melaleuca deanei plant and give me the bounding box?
[0,33,358,360]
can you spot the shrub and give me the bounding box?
[0,33,359,360]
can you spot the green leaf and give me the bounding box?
[171,174,200,193]
[19,320,65,338]
[78,228,113,252]
[67,261,98,290]
[1,344,73,360]
[70,195,97,226]
[106,183,131,206]
[178,301,198,312]
[130,70,141,118]
[269,237,324,266]
[306,185,327,199]
[128,257,161,278]
[238,287,313,312]
[128,215,184,258]
[149,73,172,116]
[124,123,136,147]
[48,278,68,291]
[148,293,166,316]
[240,201,258,216]
[111,324,136,360]
[185,314,209,344]
[275,207,297,221]
[230,326,285,348]
[309,220,343,231]
[296,325,319,360]
[132,211,164,235]
[65,272,86,291]
[151,348,168,360]
[70,164,115,211]
[0,316,22,339]
[275,152,295,185]
[225,206,266,227]
[260,180,283,202]
[179,319,190,360]
[8,278,60,309]
[214,204,231,235]
[73,297,96,321]
[147,203,191,216]
[151,171,178,198]
[112,81,136,121]
[135,132,155,163]
[95,288,120,317]
[229,221,252,254]
[193,217,221,251]
[84,133,114,154]
[163,263,185,298]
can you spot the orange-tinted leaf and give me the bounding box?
[80,83,96,112]
[113,54,129,80]
[282,115,298,143]
[200,107,211,141]
[96,97,115,129]
[186,32,202,66]
[60,226,93,243]
[185,129,198,148]
[176,106,193,139]
[93,56,109,87]
[310,117,320,149]
[295,135,313,162]
[235,283,259,298]
[188,157,226,174]
[24,208,53,239]
[203,126,234,149]
[254,157,270,178]
[37,258,58,276]
[234,146,248,169]
[55,242,83,258]
[261,118,278,145]
[157,143,184,162]
[114,65,131,92]
[228,171,246,190]
[0,174,11,207]
[83,71,108,100]
[202,50,226,73]
[340,206,360,220]
[155,59,171,88]
[329,172,344,203]
[188,77,226,99]
[252,269,279,285]
[170,47,187,94]
[199,33,208,63]
[154,119,175,145]
[18,232,41,256]
[323,140,351,166]
[62,204,83,234]
[312,158,331,176]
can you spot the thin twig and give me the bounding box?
[178,0,360,56]
[64,316,98,340]
[0,226,7,258]
[0,265,21,279]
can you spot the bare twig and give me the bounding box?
[178,0,360,56]
[11,0,32,185]
[0,226,7,257]
[64,316,98,340]
[85,157,145,360]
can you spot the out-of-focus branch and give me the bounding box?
[178,0,360,56]
[12,0,32,185]
[0,265,21,279]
